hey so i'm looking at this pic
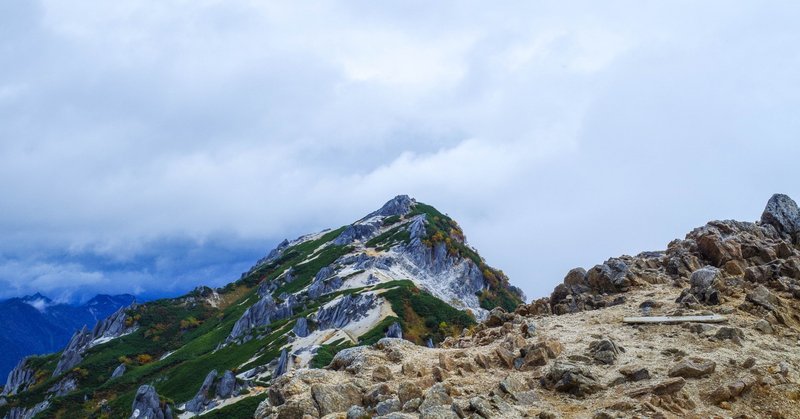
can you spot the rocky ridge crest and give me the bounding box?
[255,194,800,418]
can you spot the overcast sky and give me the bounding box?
[1,1,799,303]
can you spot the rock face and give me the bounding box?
[2,358,35,396]
[53,304,136,377]
[184,369,241,412]
[677,266,724,305]
[92,305,131,341]
[249,239,291,274]
[216,370,236,399]
[273,349,289,379]
[542,361,602,397]
[5,401,50,419]
[111,363,126,379]
[761,193,800,240]
[47,377,77,397]
[130,385,169,419]
[226,293,294,343]
[314,294,377,330]
[668,357,716,379]
[386,322,403,339]
[334,224,379,246]
[292,317,310,337]
[185,370,218,413]
[364,195,415,219]
[52,326,93,377]
[307,268,343,299]
[311,383,363,416]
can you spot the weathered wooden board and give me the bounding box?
[622,314,727,324]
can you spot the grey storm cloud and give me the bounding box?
[0,0,799,301]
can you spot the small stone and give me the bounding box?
[347,405,369,419]
[432,366,446,382]
[715,327,745,344]
[495,347,515,369]
[588,338,621,365]
[542,361,602,397]
[627,377,686,397]
[398,381,422,405]
[474,353,491,369]
[742,357,756,369]
[419,405,459,419]
[520,347,548,369]
[499,374,529,394]
[375,397,402,415]
[746,285,782,312]
[402,398,422,412]
[755,319,775,334]
[373,365,393,382]
[522,320,537,338]
[419,383,452,412]
[619,366,650,382]
[668,357,716,379]
[363,383,391,406]
[438,353,455,371]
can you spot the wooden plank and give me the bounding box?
[622,314,727,324]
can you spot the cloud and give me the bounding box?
[1,1,799,301]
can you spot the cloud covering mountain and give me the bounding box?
[1,0,799,301]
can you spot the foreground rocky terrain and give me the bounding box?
[255,194,800,419]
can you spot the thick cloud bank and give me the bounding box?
[1,1,799,301]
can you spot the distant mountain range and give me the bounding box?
[0,293,135,378]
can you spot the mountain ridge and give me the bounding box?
[252,193,800,419]
[0,195,523,418]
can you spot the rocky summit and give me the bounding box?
[255,194,800,419]
[2,194,800,418]
[0,196,522,418]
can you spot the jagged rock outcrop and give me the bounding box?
[52,304,136,377]
[248,239,291,275]
[227,293,295,343]
[185,370,218,413]
[5,401,50,419]
[334,224,379,246]
[93,305,132,340]
[364,195,415,219]
[307,267,343,299]
[544,194,800,320]
[131,385,172,419]
[386,322,403,339]
[314,294,377,330]
[216,370,236,399]
[111,363,126,379]
[677,266,724,305]
[762,193,800,241]
[183,369,241,413]
[47,377,77,397]
[1,358,35,396]
[273,349,289,379]
[52,325,93,377]
[292,317,310,337]
[130,385,171,419]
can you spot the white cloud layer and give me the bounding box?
[1,0,799,300]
